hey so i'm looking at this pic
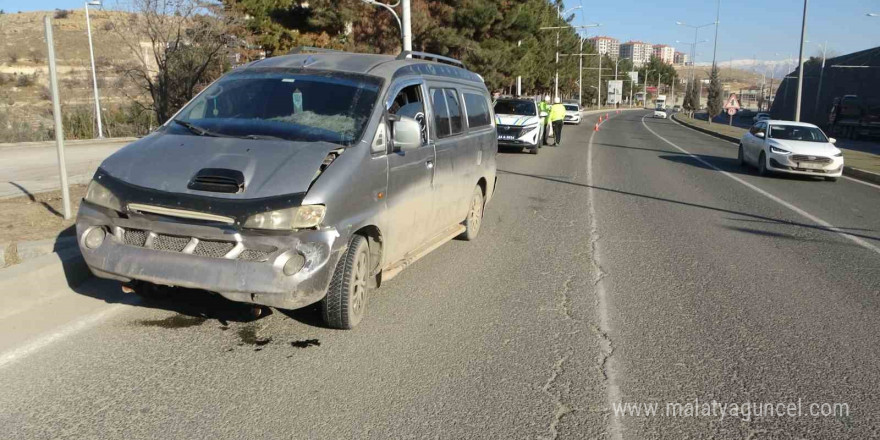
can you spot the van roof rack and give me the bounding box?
[397,51,465,68]
[288,46,344,55]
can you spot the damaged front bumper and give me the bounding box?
[76,201,343,310]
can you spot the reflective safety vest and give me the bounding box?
[549,103,567,121]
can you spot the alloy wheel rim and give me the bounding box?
[351,251,367,315]
[470,193,483,233]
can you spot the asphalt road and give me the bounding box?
[0,138,131,199]
[1,110,878,439]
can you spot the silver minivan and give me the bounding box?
[75,50,497,329]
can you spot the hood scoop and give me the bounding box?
[187,168,245,194]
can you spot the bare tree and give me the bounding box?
[112,0,240,122]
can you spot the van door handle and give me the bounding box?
[426,160,434,169]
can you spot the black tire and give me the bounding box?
[321,235,370,329]
[530,146,539,155]
[825,176,838,182]
[757,151,771,177]
[460,185,484,241]
[737,144,745,167]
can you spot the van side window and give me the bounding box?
[431,88,452,138]
[463,92,491,128]
[389,84,428,144]
[444,89,463,135]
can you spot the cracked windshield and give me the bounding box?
[0,0,878,439]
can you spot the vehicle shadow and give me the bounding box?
[498,169,879,242]
[658,154,830,182]
[497,146,538,154]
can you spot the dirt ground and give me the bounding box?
[0,184,86,245]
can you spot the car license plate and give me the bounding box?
[799,162,823,170]
[499,135,515,141]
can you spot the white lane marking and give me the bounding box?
[668,116,880,191]
[0,305,126,369]
[587,116,624,440]
[842,175,880,190]
[643,115,880,256]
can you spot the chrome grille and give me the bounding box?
[496,125,522,137]
[791,155,832,164]
[124,229,148,247]
[193,240,236,258]
[238,249,271,262]
[152,234,190,252]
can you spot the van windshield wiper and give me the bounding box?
[240,134,288,141]
[173,119,226,137]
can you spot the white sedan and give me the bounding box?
[653,108,667,119]
[738,120,843,181]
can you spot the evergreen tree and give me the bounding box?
[682,80,694,113]
[706,64,723,124]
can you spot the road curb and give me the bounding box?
[672,113,880,186]
[0,247,90,317]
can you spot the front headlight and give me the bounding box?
[243,205,326,230]
[769,146,791,155]
[85,179,122,211]
[520,124,539,135]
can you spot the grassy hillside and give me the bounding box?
[0,10,151,141]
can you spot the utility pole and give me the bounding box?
[44,16,72,220]
[812,41,828,121]
[85,1,103,138]
[794,0,807,121]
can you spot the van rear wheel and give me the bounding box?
[459,185,484,241]
[321,235,370,329]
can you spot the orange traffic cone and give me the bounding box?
[594,122,599,132]
[605,113,609,119]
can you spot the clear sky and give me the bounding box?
[3,0,879,62]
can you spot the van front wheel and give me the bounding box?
[321,235,370,329]
[460,185,484,241]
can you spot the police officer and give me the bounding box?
[549,97,567,146]
[538,95,551,146]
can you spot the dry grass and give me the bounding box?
[0,184,86,244]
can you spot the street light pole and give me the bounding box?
[553,5,582,100]
[401,0,412,53]
[711,0,720,67]
[361,1,403,50]
[794,0,808,121]
[85,1,103,138]
[597,54,602,110]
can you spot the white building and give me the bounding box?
[589,36,619,59]
[653,45,675,64]
[620,41,653,67]
[674,51,689,65]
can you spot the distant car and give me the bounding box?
[653,108,668,119]
[753,112,770,123]
[563,103,581,124]
[494,98,544,154]
[672,105,682,113]
[738,120,843,181]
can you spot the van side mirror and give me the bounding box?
[755,132,765,138]
[828,137,836,144]
[391,115,422,152]
[539,111,549,118]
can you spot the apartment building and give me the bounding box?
[653,44,676,64]
[674,51,689,65]
[588,36,620,59]
[620,41,653,67]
